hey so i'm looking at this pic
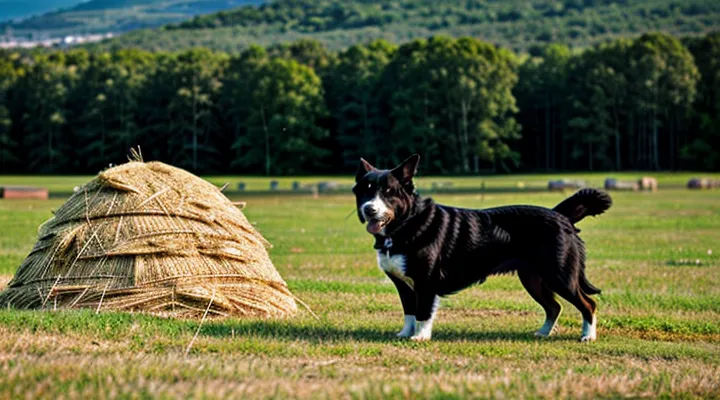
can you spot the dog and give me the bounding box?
[353,154,612,342]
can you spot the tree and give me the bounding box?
[516,44,572,170]
[384,36,521,173]
[326,39,396,168]
[626,33,698,170]
[566,39,631,170]
[232,58,329,175]
[268,39,337,77]
[164,49,228,172]
[683,32,720,170]
[221,46,269,172]
[0,50,20,172]
[74,49,155,171]
[12,52,83,173]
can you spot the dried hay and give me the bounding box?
[688,178,720,189]
[0,186,49,200]
[548,180,585,191]
[604,178,639,191]
[0,161,297,318]
[637,176,658,192]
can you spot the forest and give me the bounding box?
[0,31,718,175]
[91,0,720,52]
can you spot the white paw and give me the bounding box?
[411,319,433,342]
[534,318,558,338]
[580,316,597,342]
[410,334,431,342]
[580,334,596,343]
[396,315,416,338]
[397,329,414,338]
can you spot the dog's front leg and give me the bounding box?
[411,284,439,342]
[387,274,416,337]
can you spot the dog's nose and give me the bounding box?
[363,204,377,216]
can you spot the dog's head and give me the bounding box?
[352,154,420,235]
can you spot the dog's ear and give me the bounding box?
[356,158,376,182]
[391,154,420,184]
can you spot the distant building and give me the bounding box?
[0,32,113,49]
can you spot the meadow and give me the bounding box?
[0,171,714,193]
[0,176,718,398]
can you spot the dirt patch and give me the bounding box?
[0,276,9,290]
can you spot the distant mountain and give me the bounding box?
[89,0,720,53]
[2,0,263,38]
[0,0,85,22]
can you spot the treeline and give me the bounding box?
[94,0,720,53]
[0,32,718,175]
[170,0,716,33]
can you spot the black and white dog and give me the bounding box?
[353,155,611,342]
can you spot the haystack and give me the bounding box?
[548,179,585,191]
[604,178,639,191]
[637,176,658,192]
[688,178,720,189]
[0,161,296,318]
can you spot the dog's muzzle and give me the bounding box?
[361,198,392,234]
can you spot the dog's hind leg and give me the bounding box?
[518,269,562,338]
[577,289,598,341]
[545,279,598,342]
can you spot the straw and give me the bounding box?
[0,161,297,319]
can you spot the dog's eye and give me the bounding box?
[367,183,372,189]
[385,188,392,194]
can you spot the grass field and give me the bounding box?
[2,171,719,193]
[0,177,719,398]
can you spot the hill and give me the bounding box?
[1,0,262,39]
[88,0,720,52]
[0,0,85,23]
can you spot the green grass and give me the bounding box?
[0,176,719,398]
[2,171,718,193]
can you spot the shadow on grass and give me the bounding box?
[0,309,578,343]
[198,320,554,343]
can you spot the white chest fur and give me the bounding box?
[377,251,414,288]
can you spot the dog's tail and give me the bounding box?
[579,269,602,295]
[553,188,612,225]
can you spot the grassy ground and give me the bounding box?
[2,171,719,193]
[0,183,719,398]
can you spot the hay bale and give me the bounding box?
[638,177,658,192]
[604,178,639,191]
[0,161,296,318]
[688,178,720,189]
[0,186,49,200]
[548,180,584,191]
[317,181,339,193]
[688,178,706,189]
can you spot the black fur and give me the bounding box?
[553,188,613,225]
[354,155,611,336]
